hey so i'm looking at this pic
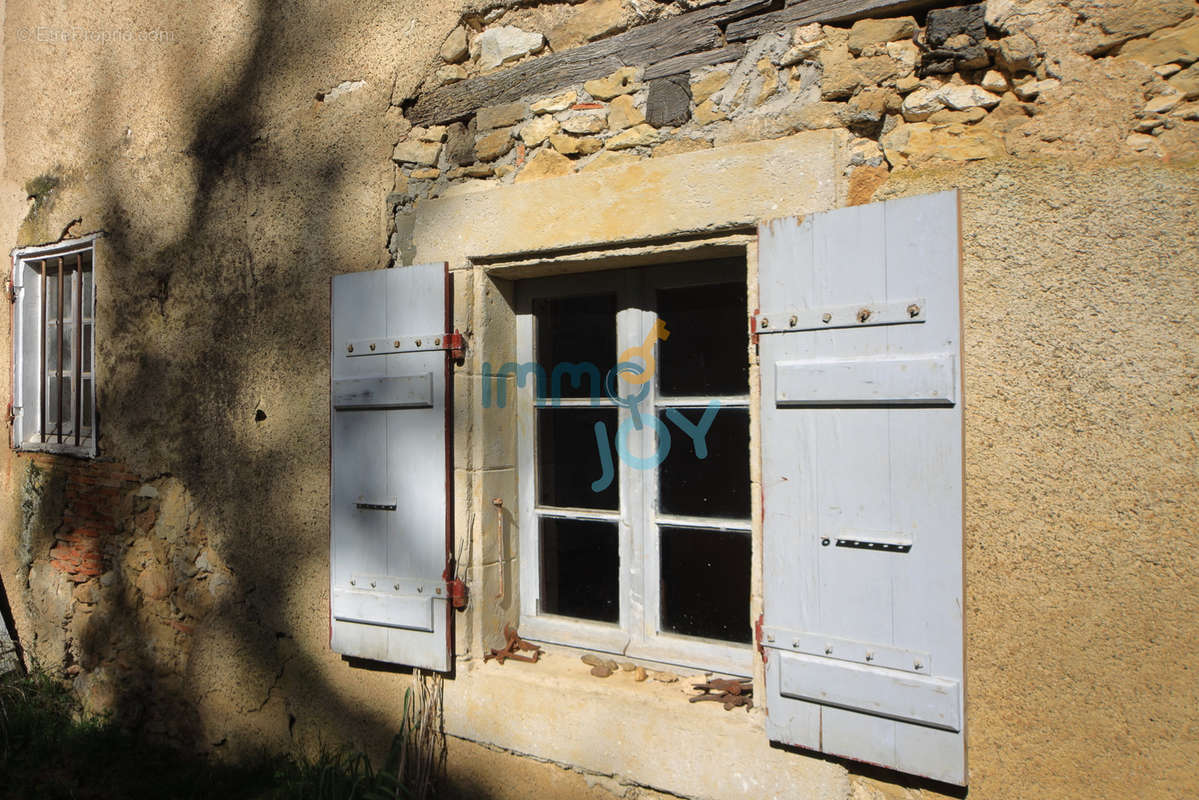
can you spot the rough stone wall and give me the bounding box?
[386,0,1199,248]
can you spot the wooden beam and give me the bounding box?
[727,0,943,42]
[643,44,747,81]
[409,0,774,126]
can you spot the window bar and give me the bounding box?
[56,256,64,444]
[74,253,83,447]
[38,261,46,443]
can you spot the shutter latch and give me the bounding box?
[442,566,469,610]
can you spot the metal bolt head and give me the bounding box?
[857,308,871,323]
[760,318,769,329]
[394,583,401,591]
[370,580,376,588]
[907,303,921,318]
[821,537,830,546]
[347,344,354,353]
[394,340,401,348]
[369,342,376,351]
[914,661,924,670]
[350,579,356,586]
[415,338,422,347]
[766,634,775,643]
[788,315,798,327]
[435,586,442,595]
[435,337,441,346]
[792,639,800,648]
[825,646,834,655]
[865,652,875,662]
[821,312,832,323]
[417,585,423,593]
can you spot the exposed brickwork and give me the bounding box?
[27,453,139,582]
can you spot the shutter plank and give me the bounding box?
[759,192,965,785]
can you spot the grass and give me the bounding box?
[0,669,436,800]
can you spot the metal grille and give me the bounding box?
[33,250,93,447]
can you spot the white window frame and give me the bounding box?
[10,234,100,457]
[515,258,753,677]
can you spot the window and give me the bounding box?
[10,236,98,456]
[513,258,752,675]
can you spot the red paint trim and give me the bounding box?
[443,263,455,668]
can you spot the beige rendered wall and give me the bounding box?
[0,2,1196,800]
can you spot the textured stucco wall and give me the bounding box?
[879,158,1199,800]
[0,0,475,756]
[0,1,1197,799]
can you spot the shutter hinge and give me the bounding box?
[447,329,466,365]
[4,278,14,304]
[442,567,469,610]
[754,613,766,663]
[6,402,14,427]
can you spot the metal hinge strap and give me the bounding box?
[345,329,466,358]
[755,299,926,334]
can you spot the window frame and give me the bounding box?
[10,234,100,458]
[515,258,753,677]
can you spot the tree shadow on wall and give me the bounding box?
[8,0,486,789]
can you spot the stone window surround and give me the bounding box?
[400,129,856,797]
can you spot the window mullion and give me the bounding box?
[615,271,644,640]
[56,256,64,445]
[38,260,47,444]
[74,253,82,447]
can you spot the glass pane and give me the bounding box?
[45,266,58,321]
[61,268,74,322]
[46,325,59,372]
[534,294,616,400]
[61,323,74,374]
[81,378,93,434]
[659,526,751,643]
[537,407,618,510]
[657,282,748,397]
[82,325,92,372]
[82,265,93,320]
[540,517,619,623]
[46,378,59,434]
[658,407,749,518]
[61,376,73,435]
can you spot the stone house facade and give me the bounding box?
[0,1,1196,798]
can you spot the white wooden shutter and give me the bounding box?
[757,192,965,785]
[330,263,454,672]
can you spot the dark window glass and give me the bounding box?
[659,526,750,643]
[535,294,616,400]
[537,408,618,510]
[658,407,749,518]
[657,282,748,397]
[541,517,619,623]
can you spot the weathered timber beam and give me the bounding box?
[643,44,747,81]
[727,0,947,41]
[409,0,775,126]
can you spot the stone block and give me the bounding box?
[606,123,659,150]
[821,61,865,99]
[475,130,514,162]
[531,91,578,115]
[691,70,730,105]
[847,17,917,55]
[546,0,625,51]
[1169,63,1199,99]
[580,150,641,172]
[560,112,606,135]
[520,115,560,146]
[441,26,469,64]
[477,101,528,131]
[392,139,441,166]
[515,148,573,182]
[646,75,691,127]
[653,138,712,158]
[445,122,476,166]
[584,67,643,100]
[476,26,545,71]
[608,94,645,131]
